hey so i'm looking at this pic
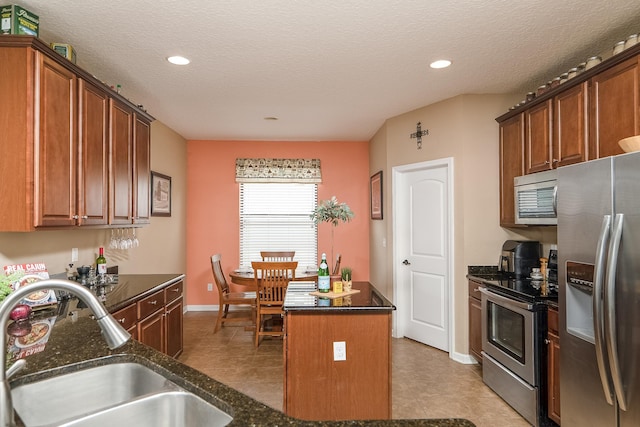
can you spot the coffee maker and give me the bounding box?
[498,240,542,278]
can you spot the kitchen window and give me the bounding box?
[239,182,317,269]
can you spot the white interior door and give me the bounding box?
[393,159,452,352]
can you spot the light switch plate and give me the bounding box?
[333,341,346,361]
[71,248,78,262]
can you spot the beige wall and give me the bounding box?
[0,121,187,284]
[369,93,558,360]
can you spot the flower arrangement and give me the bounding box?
[310,196,354,272]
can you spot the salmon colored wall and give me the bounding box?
[186,140,370,308]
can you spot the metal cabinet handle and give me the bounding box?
[118,318,126,324]
[72,215,79,220]
[552,158,559,164]
[148,300,157,305]
[81,215,88,219]
[172,288,180,292]
[544,339,550,345]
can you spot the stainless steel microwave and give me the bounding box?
[514,170,557,225]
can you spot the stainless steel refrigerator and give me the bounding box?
[558,150,640,426]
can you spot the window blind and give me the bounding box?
[239,183,318,269]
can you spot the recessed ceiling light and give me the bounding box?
[167,56,190,65]
[264,116,279,121]
[430,59,451,69]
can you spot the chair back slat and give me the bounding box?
[251,261,297,305]
[260,251,295,262]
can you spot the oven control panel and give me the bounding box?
[566,261,594,293]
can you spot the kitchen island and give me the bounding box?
[7,275,475,426]
[283,281,395,421]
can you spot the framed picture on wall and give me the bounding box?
[151,171,172,217]
[370,171,383,220]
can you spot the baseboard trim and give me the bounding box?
[186,305,218,312]
[451,351,479,365]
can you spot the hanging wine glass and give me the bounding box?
[132,228,140,248]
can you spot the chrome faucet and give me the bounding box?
[1,277,131,427]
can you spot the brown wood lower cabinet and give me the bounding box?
[468,280,483,364]
[283,311,391,421]
[110,279,183,358]
[547,306,561,425]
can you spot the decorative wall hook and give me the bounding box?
[410,122,429,149]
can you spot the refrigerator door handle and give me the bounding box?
[605,213,626,411]
[593,214,615,405]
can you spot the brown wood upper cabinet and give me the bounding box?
[525,83,588,174]
[589,55,639,160]
[499,114,525,227]
[498,44,640,227]
[0,36,153,231]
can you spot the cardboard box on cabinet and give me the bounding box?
[0,4,39,36]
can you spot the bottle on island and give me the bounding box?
[317,253,330,293]
[96,247,107,278]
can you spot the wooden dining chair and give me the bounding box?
[211,254,257,333]
[332,253,342,276]
[260,251,295,261]
[251,260,298,347]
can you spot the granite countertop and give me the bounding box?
[284,281,396,312]
[7,274,473,427]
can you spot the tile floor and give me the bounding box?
[179,312,530,427]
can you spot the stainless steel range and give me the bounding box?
[469,244,558,427]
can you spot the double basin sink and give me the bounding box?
[10,361,233,427]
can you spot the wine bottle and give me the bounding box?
[96,247,107,276]
[317,253,330,293]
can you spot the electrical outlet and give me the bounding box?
[71,248,78,262]
[207,283,213,291]
[333,341,346,361]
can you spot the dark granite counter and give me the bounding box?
[7,274,473,427]
[283,281,395,312]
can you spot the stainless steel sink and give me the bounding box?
[59,391,233,427]
[11,362,232,427]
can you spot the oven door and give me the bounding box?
[480,287,537,385]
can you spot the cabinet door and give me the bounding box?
[35,53,77,227]
[499,114,525,227]
[165,297,183,358]
[469,296,482,363]
[525,100,553,174]
[554,82,588,167]
[77,79,108,225]
[547,330,561,425]
[138,310,164,353]
[590,56,639,160]
[109,99,133,225]
[133,115,151,224]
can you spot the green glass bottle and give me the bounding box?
[96,247,107,276]
[317,253,330,293]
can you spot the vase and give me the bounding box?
[343,280,352,292]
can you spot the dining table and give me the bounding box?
[229,269,318,288]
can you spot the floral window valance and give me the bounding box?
[235,158,322,183]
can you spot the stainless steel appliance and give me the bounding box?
[514,169,558,225]
[498,240,542,278]
[480,282,552,427]
[558,150,640,426]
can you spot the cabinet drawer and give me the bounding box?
[112,303,137,330]
[165,280,183,305]
[138,289,164,319]
[468,280,483,300]
[548,306,559,334]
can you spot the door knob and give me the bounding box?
[402,259,411,265]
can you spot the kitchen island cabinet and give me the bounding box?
[0,36,153,231]
[282,282,395,421]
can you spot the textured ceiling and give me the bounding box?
[17,0,640,141]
